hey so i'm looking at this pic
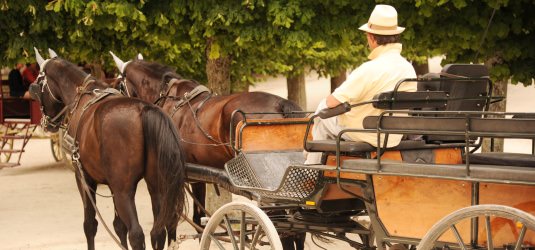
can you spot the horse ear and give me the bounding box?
[137,53,143,60]
[48,48,58,58]
[109,51,126,74]
[34,47,45,68]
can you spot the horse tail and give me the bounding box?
[279,99,306,118]
[141,105,186,232]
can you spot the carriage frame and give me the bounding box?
[194,64,535,250]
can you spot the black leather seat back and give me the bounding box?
[418,64,490,143]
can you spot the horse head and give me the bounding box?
[109,52,186,103]
[30,48,87,132]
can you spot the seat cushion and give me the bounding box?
[305,139,427,153]
[468,152,535,167]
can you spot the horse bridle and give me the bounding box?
[116,74,134,97]
[30,62,70,132]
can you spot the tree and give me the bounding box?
[392,0,535,152]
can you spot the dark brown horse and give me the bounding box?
[30,49,186,250]
[110,53,306,249]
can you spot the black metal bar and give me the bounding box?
[471,182,480,247]
[229,109,246,155]
[465,113,471,176]
[303,114,316,152]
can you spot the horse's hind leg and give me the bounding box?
[113,189,146,250]
[75,175,98,250]
[113,209,128,248]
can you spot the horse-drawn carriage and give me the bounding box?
[0,79,65,169]
[191,64,535,250]
[30,49,535,250]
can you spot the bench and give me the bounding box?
[304,64,497,163]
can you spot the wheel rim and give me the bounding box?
[200,202,283,250]
[50,132,63,162]
[418,205,535,250]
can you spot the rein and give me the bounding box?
[160,78,231,147]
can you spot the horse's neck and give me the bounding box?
[170,80,198,97]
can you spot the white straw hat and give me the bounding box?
[358,5,405,35]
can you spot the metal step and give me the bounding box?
[0,162,20,169]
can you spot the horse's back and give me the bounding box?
[77,97,148,182]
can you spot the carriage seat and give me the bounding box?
[305,139,427,154]
[467,114,535,168]
[305,90,450,155]
[467,152,535,168]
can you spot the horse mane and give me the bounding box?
[134,60,182,82]
[48,59,87,84]
[48,58,108,90]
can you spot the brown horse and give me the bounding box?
[30,50,186,250]
[110,53,306,249]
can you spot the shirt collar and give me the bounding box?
[368,43,403,60]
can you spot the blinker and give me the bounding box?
[29,83,43,102]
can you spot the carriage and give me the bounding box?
[191,64,535,250]
[0,79,65,169]
[31,51,535,250]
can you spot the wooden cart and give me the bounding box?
[0,79,66,169]
[196,64,535,250]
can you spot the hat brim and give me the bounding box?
[358,23,405,35]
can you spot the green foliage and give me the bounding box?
[1,0,533,87]
[399,0,534,85]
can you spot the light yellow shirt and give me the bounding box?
[331,43,417,147]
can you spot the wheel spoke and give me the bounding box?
[251,224,262,249]
[240,211,245,250]
[210,233,227,250]
[514,223,527,250]
[224,215,239,250]
[485,216,494,250]
[450,225,467,250]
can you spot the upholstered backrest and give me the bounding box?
[418,64,490,143]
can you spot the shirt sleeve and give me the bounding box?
[331,63,372,104]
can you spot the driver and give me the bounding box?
[306,4,417,164]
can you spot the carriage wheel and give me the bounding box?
[417,205,535,250]
[199,201,283,250]
[49,128,74,171]
[50,131,64,162]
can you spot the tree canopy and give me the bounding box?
[1,0,533,86]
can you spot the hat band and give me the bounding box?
[368,23,398,31]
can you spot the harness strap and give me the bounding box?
[82,88,122,111]
[70,75,97,115]
[172,85,211,110]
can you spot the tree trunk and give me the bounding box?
[287,72,307,109]
[481,79,508,152]
[232,81,249,94]
[204,38,233,211]
[206,39,231,95]
[205,184,232,215]
[412,61,429,76]
[89,62,106,80]
[330,69,346,93]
